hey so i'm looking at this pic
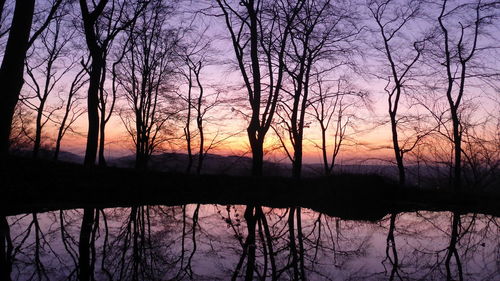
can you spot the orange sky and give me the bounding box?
[53,100,396,164]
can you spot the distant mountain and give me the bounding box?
[108,152,291,176]
[11,148,496,191]
[10,149,84,164]
[106,152,414,180]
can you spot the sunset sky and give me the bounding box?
[12,0,499,166]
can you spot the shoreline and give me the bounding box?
[2,156,499,219]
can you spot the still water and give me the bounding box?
[3,205,500,280]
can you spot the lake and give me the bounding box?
[2,205,499,280]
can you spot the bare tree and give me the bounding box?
[214,4,307,278]
[24,12,75,158]
[215,0,304,176]
[79,0,106,167]
[182,55,195,174]
[78,0,147,167]
[274,0,361,178]
[117,0,179,170]
[75,3,148,277]
[214,4,304,279]
[433,0,499,191]
[182,55,210,175]
[53,59,88,161]
[368,0,426,186]
[180,38,224,175]
[0,0,62,160]
[308,77,368,176]
[96,0,150,167]
[459,104,500,189]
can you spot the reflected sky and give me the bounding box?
[3,206,499,281]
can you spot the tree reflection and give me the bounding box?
[1,215,12,281]
[382,213,400,281]
[59,210,78,277]
[230,205,258,281]
[2,206,499,280]
[101,206,161,280]
[220,205,371,280]
[175,204,200,279]
[445,211,463,281]
[78,208,94,281]
[382,211,499,280]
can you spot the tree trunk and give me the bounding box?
[135,151,147,170]
[184,68,193,174]
[83,57,103,167]
[451,112,461,191]
[98,113,107,167]
[390,112,405,186]
[196,118,204,175]
[292,144,303,179]
[321,125,330,176]
[54,140,61,160]
[33,99,46,158]
[0,0,35,160]
[195,67,204,175]
[54,113,69,161]
[98,62,109,167]
[248,132,263,177]
[80,0,108,168]
[248,0,263,178]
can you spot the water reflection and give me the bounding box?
[2,206,499,280]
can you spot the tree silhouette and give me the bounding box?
[53,59,88,161]
[434,0,496,191]
[275,0,361,178]
[116,0,179,170]
[0,0,35,160]
[215,0,304,176]
[308,77,367,176]
[24,12,74,158]
[0,0,62,161]
[78,0,147,167]
[368,0,426,186]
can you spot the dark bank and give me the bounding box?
[2,156,500,219]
